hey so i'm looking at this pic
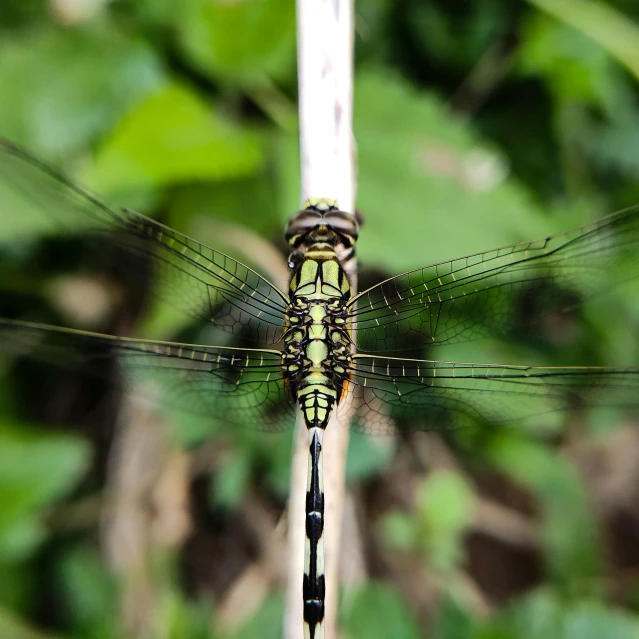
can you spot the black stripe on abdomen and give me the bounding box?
[303,424,326,638]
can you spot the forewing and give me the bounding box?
[0,139,289,343]
[0,318,294,432]
[348,354,639,435]
[349,206,639,352]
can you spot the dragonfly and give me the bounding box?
[1,139,639,639]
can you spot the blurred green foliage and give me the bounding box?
[1,0,639,637]
[0,423,89,563]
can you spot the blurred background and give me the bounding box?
[1,0,639,638]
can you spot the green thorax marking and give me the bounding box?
[283,248,352,426]
[289,252,350,299]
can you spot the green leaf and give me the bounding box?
[433,595,478,639]
[492,589,563,639]
[85,83,264,192]
[518,14,615,107]
[345,433,395,483]
[381,472,474,574]
[381,512,414,552]
[57,546,117,634]
[0,518,45,563]
[0,606,59,639]
[417,471,473,533]
[487,436,601,593]
[585,114,639,177]
[167,177,284,240]
[263,431,295,498]
[0,422,90,557]
[415,471,473,573]
[0,423,89,522]
[524,0,639,84]
[160,591,214,639]
[0,559,36,615]
[0,176,65,241]
[562,601,639,639]
[492,589,639,639]
[175,0,296,85]
[394,1,507,70]
[343,582,421,639]
[211,450,251,510]
[232,593,284,639]
[0,26,164,154]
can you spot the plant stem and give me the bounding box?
[285,2,356,638]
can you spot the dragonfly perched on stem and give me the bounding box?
[1,139,639,639]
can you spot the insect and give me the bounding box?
[1,139,639,639]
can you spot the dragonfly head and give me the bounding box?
[286,199,360,251]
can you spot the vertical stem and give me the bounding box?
[286,2,356,639]
[297,0,356,207]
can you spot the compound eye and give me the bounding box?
[285,209,323,243]
[323,211,359,239]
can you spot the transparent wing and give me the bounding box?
[349,206,639,352]
[347,354,639,435]
[0,139,289,344]
[0,318,294,432]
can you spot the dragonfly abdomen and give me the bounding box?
[284,243,353,639]
[292,317,338,639]
[303,423,326,639]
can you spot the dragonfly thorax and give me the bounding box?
[283,243,352,428]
